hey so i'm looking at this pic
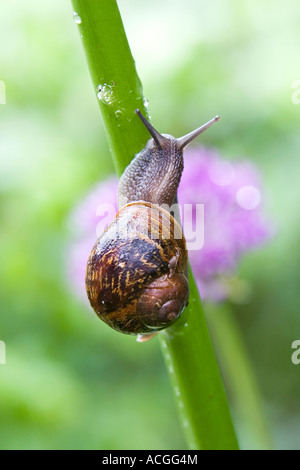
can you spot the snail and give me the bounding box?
[86,109,220,341]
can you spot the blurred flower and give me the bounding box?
[67,175,118,299]
[67,148,272,302]
[178,148,272,301]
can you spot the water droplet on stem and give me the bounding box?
[73,12,82,24]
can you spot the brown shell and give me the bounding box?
[85,202,188,335]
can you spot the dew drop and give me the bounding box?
[73,12,82,24]
[97,84,115,105]
[115,109,122,119]
[143,97,149,108]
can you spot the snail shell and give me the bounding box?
[86,202,189,335]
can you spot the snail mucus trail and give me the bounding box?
[85,109,220,342]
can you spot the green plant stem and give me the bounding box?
[161,269,239,449]
[71,0,150,175]
[71,0,239,450]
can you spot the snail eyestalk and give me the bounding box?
[135,109,166,148]
[177,115,220,149]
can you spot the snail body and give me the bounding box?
[86,110,219,339]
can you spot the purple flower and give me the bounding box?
[67,148,272,302]
[178,148,272,300]
[66,176,118,300]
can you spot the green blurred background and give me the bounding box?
[0,0,300,450]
